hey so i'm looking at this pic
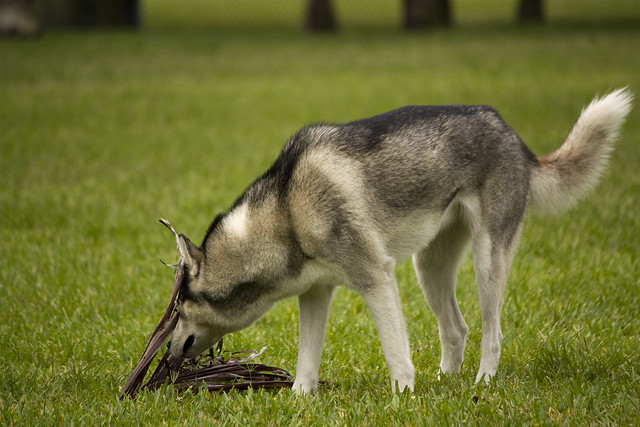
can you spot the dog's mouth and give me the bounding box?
[169,335,223,360]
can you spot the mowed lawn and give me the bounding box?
[1,1,639,424]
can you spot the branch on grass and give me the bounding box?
[118,219,294,400]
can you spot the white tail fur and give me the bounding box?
[530,88,633,214]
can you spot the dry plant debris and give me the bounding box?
[119,220,293,400]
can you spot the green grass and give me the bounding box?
[1,1,640,425]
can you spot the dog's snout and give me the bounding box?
[183,334,195,353]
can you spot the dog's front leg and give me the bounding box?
[293,283,335,395]
[361,269,415,393]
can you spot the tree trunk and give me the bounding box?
[517,0,544,23]
[304,0,337,32]
[34,0,139,28]
[404,0,450,29]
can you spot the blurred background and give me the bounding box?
[1,0,639,34]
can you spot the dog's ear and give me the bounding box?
[178,234,204,276]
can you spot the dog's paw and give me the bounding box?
[292,377,318,396]
[474,370,495,384]
[391,372,415,393]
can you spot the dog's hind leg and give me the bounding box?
[293,283,335,395]
[413,218,470,376]
[471,225,521,383]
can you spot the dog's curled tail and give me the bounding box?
[530,88,633,214]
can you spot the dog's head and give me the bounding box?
[167,205,294,360]
[167,234,224,359]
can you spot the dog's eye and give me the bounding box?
[183,334,195,353]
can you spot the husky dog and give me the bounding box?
[167,89,632,394]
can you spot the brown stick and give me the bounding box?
[119,264,184,399]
